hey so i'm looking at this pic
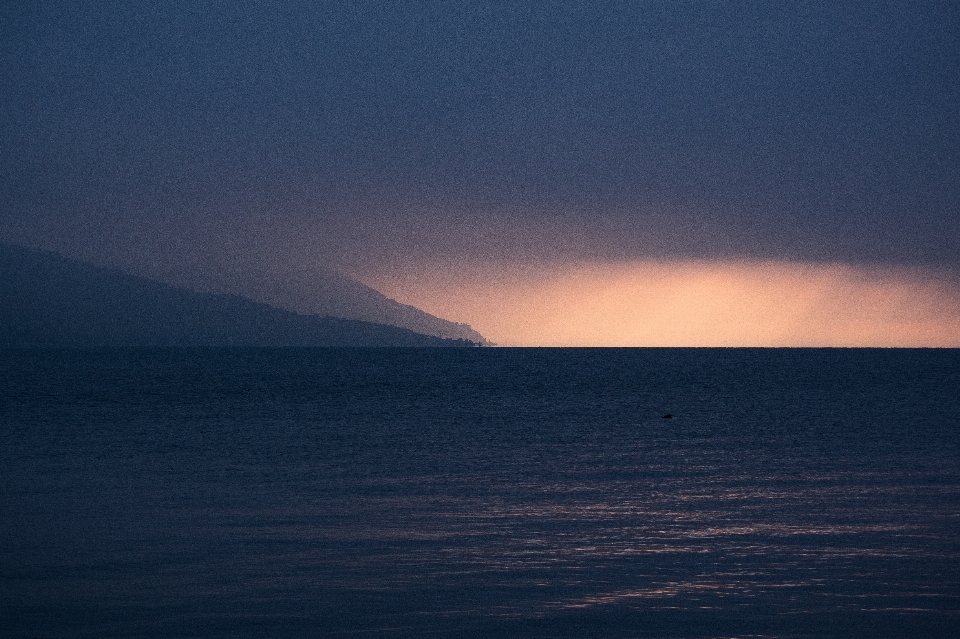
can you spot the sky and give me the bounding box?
[2,1,959,345]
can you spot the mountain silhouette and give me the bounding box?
[166,264,492,346]
[0,243,480,348]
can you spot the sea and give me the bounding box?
[1,348,958,638]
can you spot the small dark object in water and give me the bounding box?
[662,413,672,419]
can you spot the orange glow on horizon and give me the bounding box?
[360,260,960,347]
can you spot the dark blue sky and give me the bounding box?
[2,0,959,273]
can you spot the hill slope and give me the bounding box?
[0,244,478,348]
[173,266,491,346]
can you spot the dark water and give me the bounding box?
[1,348,959,638]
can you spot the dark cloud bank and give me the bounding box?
[2,1,958,282]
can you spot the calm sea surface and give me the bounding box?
[1,348,959,638]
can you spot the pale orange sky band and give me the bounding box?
[361,260,960,347]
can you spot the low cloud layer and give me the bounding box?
[3,2,959,282]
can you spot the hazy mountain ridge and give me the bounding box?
[168,266,492,346]
[0,244,479,348]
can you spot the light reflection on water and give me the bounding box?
[1,348,959,638]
